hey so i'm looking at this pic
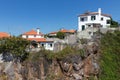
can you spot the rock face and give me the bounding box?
[0,41,100,80]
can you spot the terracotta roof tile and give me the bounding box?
[49,29,76,34]
[60,29,69,33]
[50,32,57,34]
[23,30,43,36]
[27,38,46,42]
[24,30,37,35]
[68,30,76,33]
[0,32,10,38]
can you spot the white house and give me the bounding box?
[22,28,54,51]
[22,28,44,39]
[78,8,111,39]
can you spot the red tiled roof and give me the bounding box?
[23,30,43,36]
[68,30,76,33]
[0,32,10,38]
[27,38,46,42]
[60,29,69,33]
[24,30,37,35]
[49,29,76,34]
[79,12,111,17]
[49,32,57,34]
[60,29,76,33]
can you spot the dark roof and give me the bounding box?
[79,12,111,17]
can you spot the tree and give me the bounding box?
[0,37,30,61]
[110,18,119,28]
[56,31,65,39]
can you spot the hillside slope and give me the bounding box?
[99,30,120,80]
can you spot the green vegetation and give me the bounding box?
[0,37,30,61]
[1,30,120,80]
[45,46,85,60]
[28,46,85,62]
[56,31,65,39]
[110,18,119,28]
[99,30,120,80]
[80,38,87,44]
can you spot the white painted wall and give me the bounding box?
[78,8,111,32]
[45,43,54,50]
[36,35,44,38]
[49,34,57,36]
[78,15,111,31]
[22,35,44,38]
[40,42,54,50]
[22,35,27,38]
[28,35,34,38]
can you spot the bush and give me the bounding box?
[56,31,65,39]
[0,37,30,61]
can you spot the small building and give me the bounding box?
[40,41,54,51]
[48,29,76,38]
[77,8,111,39]
[21,28,54,51]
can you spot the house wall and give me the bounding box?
[48,34,57,37]
[40,42,54,51]
[28,35,35,38]
[100,15,111,28]
[22,35,27,38]
[77,8,111,39]
[36,35,44,38]
[78,15,111,31]
[22,35,44,38]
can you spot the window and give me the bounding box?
[88,25,91,27]
[91,16,96,20]
[84,17,87,21]
[80,18,84,21]
[26,35,28,38]
[80,17,87,22]
[82,25,85,31]
[101,17,103,21]
[101,25,103,27]
[107,20,111,24]
[41,44,44,47]
[50,43,52,47]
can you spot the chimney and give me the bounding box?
[98,8,101,16]
[37,28,40,34]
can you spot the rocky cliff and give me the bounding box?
[0,39,100,80]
